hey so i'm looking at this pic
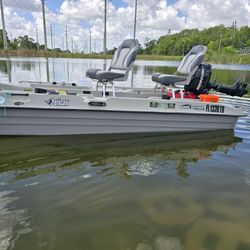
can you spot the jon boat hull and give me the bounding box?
[0,107,239,136]
[0,86,243,136]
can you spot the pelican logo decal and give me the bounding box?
[45,98,69,106]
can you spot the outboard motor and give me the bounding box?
[185,64,248,97]
[185,64,212,95]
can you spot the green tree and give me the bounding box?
[12,35,38,50]
[144,38,157,55]
[222,46,236,54]
[141,25,250,56]
[0,29,10,49]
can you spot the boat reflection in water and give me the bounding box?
[1,131,250,250]
[0,130,239,180]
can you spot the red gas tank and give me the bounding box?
[164,89,198,99]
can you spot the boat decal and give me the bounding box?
[234,105,241,109]
[14,102,24,106]
[191,105,205,111]
[180,104,205,111]
[205,104,225,113]
[0,96,6,105]
[88,101,106,107]
[45,98,69,106]
[180,104,192,109]
[150,102,175,109]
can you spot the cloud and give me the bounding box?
[3,0,41,12]
[175,0,250,28]
[0,7,35,40]
[0,0,249,51]
[58,0,105,23]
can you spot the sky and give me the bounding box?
[1,0,250,52]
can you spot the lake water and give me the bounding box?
[0,57,250,88]
[0,57,250,250]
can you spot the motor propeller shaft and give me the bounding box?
[208,80,248,97]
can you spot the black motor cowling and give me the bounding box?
[184,64,212,95]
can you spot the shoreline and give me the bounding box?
[0,49,249,65]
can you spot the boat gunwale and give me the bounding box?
[0,106,244,118]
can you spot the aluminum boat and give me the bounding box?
[0,39,248,136]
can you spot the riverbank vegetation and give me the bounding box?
[1,25,249,64]
[1,48,249,64]
[141,25,250,64]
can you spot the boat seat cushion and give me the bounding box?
[86,68,102,79]
[152,73,186,85]
[96,71,125,81]
[86,68,125,81]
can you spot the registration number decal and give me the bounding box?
[206,104,225,113]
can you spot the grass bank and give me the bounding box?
[0,49,112,59]
[137,54,182,61]
[206,52,250,64]
[138,53,250,64]
[0,49,249,64]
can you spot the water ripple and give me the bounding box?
[0,191,31,250]
[244,168,250,186]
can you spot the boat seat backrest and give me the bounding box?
[109,39,139,72]
[177,45,207,75]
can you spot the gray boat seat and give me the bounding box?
[86,39,139,82]
[86,68,125,81]
[152,45,207,86]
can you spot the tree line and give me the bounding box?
[1,25,250,55]
[140,25,250,56]
[0,30,63,52]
